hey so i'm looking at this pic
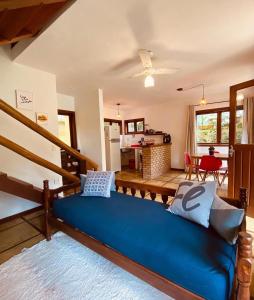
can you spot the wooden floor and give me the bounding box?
[0,210,46,265]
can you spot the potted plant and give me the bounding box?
[209,146,215,156]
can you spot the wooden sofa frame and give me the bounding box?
[44,179,253,300]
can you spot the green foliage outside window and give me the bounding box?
[196,109,243,144]
[196,113,217,143]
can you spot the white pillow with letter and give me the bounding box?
[167,181,216,228]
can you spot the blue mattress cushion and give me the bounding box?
[53,191,236,300]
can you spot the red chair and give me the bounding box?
[184,152,200,180]
[218,166,228,186]
[199,155,222,183]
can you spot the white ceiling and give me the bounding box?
[13,0,254,109]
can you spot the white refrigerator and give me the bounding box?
[104,124,121,172]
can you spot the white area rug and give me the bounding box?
[0,232,172,300]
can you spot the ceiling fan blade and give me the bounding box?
[151,68,179,75]
[131,70,147,78]
[138,49,153,68]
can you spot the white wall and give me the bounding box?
[57,93,75,111]
[103,106,122,120]
[123,101,189,169]
[75,88,106,170]
[0,47,61,188]
[120,99,231,169]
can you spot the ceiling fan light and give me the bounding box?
[144,75,154,88]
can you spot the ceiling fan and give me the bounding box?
[131,49,178,88]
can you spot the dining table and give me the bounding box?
[188,153,229,180]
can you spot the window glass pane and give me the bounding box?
[136,121,144,132]
[221,111,229,143]
[196,113,217,143]
[127,122,135,132]
[236,110,243,143]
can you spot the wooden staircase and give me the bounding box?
[0,98,98,222]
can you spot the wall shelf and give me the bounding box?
[144,133,164,136]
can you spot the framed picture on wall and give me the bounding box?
[36,112,48,127]
[16,90,33,110]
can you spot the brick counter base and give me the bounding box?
[142,144,171,180]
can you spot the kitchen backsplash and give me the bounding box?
[120,134,163,147]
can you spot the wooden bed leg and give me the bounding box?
[237,232,252,300]
[140,190,146,198]
[162,195,168,205]
[150,192,156,201]
[131,188,136,196]
[43,180,51,241]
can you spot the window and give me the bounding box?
[124,118,145,134]
[104,118,122,134]
[196,113,217,143]
[196,107,243,145]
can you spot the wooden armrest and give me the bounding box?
[50,182,80,198]
[237,232,253,300]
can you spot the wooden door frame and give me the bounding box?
[228,79,254,196]
[58,109,77,149]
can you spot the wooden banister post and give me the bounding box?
[79,159,86,175]
[43,180,51,241]
[237,232,252,300]
[240,187,248,232]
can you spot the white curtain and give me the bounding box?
[185,105,196,154]
[241,97,254,144]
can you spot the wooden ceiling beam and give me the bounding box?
[25,2,65,35]
[0,8,8,23]
[0,0,67,11]
[0,32,33,46]
[0,5,44,40]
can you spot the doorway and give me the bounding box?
[228,79,254,209]
[58,110,80,183]
[58,110,77,149]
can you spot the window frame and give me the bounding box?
[104,118,123,134]
[196,106,243,146]
[124,118,145,135]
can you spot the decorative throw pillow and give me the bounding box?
[210,195,244,245]
[111,172,116,191]
[168,181,216,228]
[80,174,87,192]
[81,171,114,198]
[80,173,115,192]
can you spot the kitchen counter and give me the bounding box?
[121,143,170,149]
[121,144,171,177]
[142,144,171,179]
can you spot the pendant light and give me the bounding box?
[144,74,155,88]
[200,84,207,106]
[116,103,121,118]
[236,93,244,101]
[177,83,208,106]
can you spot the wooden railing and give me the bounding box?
[0,99,98,172]
[0,171,43,203]
[0,135,78,182]
[0,98,98,183]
